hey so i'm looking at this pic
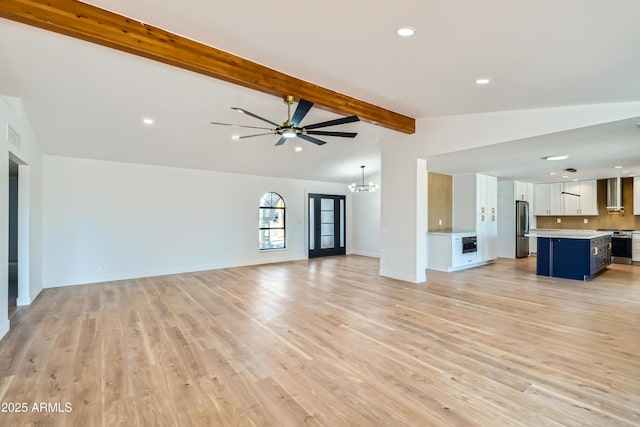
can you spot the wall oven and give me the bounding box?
[462,236,478,253]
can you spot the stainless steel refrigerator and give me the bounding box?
[516,200,530,258]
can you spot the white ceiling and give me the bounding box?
[427,117,640,182]
[1,0,640,183]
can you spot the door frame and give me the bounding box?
[8,152,31,306]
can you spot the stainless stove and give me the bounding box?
[599,229,633,264]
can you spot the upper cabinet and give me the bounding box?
[514,181,532,202]
[577,180,598,215]
[476,174,497,216]
[534,180,598,216]
[534,182,563,216]
[634,176,640,215]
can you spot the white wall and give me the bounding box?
[0,96,44,340]
[379,132,427,283]
[349,172,380,258]
[42,156,352,287]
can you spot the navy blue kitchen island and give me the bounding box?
[530,230,612,281]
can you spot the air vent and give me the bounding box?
[6,124,20,148]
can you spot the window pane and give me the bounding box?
[321,198,333,211]
[321,223,333,236]
[259,192,285,250]
[321,235,334,249]
[259,208,284,228]
[259,229,285,250]
[260,192,284,208]
[321,211,334,224]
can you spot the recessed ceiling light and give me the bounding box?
[549,172,557,175]
[622,170,629,174]
[294,146,303,152]
[562,175,569,179]
[142,117,154,126]
[396,26,416,37]
[614,165,623,169]
[542,155,569,161]
[572,179,579,182]
[231,135,240,140]
[475,78,491,85]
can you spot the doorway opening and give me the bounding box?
[8,159,18,315]
[308,194,346,258]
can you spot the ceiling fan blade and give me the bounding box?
[303,115,360,130]
[231,108,280,127]
[297,134,327,145]
[210,121,273,130]
[237,132,276,139]
[290,99,314,127]
[305,130,357,138]
[274,137,287,146]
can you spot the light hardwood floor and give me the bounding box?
[0,256,638,426]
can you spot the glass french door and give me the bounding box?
[308,194,346,258]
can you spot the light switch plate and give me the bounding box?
[584,218,588,224]
[557,218,562,223]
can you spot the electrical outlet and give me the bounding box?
[584,218,588,224]
[557,218,562,223]
[438,219,442,226]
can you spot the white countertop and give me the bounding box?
[427,231,476,237]
[526,229,613,239]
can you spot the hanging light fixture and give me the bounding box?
[349,165,378,192]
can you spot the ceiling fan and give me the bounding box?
[211,95,359,146]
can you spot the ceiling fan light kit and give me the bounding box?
[349,165,378,192]
[211,95,359,146]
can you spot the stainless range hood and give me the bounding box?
[606,177,623,211]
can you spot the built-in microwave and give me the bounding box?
[462,236,477,253]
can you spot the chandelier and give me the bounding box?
[349,165,378,192]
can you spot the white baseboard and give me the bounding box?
[0,319,10,342]
[349,250,380,258]
[379,269,426,284]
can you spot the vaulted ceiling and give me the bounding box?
[1,0,639,182]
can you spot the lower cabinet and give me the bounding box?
[477,213,497,262]
[427,233,484,272]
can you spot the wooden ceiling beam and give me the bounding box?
[0,0,415,134]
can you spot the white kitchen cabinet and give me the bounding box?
[562,181,581,215]
[534,183,563,215]
[453,174,497,263]
[514,181,531,201]
[578,180,598,215]
[427,233,479,272]
[634,177,640,215]
[477,213,497,261]
[536,180,596,216]
[562,180,598,215]
[633,233,640,263]
[534,184,549,216]
[475,174,497,216]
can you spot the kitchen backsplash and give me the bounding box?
[536,178,639,230]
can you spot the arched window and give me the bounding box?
[259,192,285,250]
